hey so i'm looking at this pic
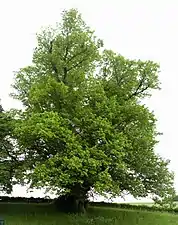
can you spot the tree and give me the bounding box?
[0,103,17,193]
[11,9,175,213]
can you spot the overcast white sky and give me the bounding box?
[0,0,178,201]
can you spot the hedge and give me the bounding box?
[0,196,52,203]
[90,201,178,213]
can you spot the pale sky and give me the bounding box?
[0,0,178,201]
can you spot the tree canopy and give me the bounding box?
[0,103,17,193]
[10,9,175,212]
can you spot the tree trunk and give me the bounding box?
[55,194,88,213]
[54,183,90,213]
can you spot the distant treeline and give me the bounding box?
[173,196,178,201]
[90,202,178,213]
[0,196,54,203]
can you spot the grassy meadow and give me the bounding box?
[0,203,178,225]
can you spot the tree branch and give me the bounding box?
[67,48,87,63]
[68,56,89,72]
[126,71,149,100]
[49,40,59,79]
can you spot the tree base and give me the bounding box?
[54,194,88,214]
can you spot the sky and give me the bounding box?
[0,0,178,202]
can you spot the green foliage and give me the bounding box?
[0,103,16,193]
[11,9,175,206]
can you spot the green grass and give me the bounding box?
[0,203,178,225]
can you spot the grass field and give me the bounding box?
[1,203,178,225]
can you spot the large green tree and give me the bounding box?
[11,9,174,212]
